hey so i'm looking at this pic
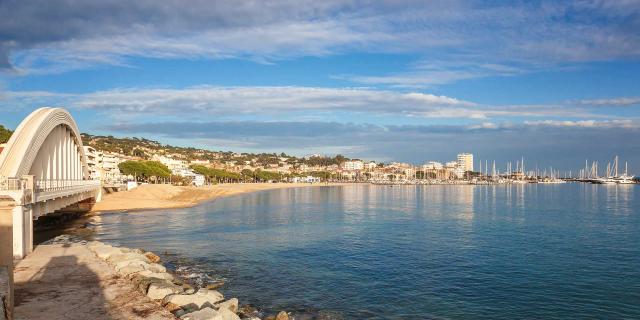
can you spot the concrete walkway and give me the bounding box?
[13,243,174,320]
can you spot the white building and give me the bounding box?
[83,146,102,180]
[152,155,189,176]
[457,153,474,172]
[342,160,364,171]
[101,153,125,182]
[423,161,443,170]
[365,161,377,171]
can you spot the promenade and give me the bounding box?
[13,243,173,320]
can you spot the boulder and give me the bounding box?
[133,276,170,294]
[164,302,182,313]
[276,311,289,320]
[145,252,161,263]
[147,281,183,300]
[107,252,151,264]
[215,298,238,313]
[205,281,225,290]
[238,305,259,318]
[114,259,148,272]
[164,289,224,312]
[144,263,166,273]
[197,288,224,304]
[117,264,146,277]
[218,308,241,320]
[147,272,174,281]
[180,307,220,320]
[182,283,195,294]
[93,245,121,259]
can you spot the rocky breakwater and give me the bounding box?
[87,241,253,320]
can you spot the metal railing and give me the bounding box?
[35,179,101,192]
[0,176,26,191]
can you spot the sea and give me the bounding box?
[84,184,640,319]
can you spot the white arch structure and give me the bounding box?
[0,107,101,258]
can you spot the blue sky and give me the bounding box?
[1,0,640,172]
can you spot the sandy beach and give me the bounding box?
[91,182,349,213]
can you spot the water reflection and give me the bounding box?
[88,184,640,319]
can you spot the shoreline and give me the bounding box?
[15,236,269,319]
[90,182,353,214]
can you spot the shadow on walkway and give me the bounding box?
[13,244,172,320]
[15,254,113,319]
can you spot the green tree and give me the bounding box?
[0,125,13,143]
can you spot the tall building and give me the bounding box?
[457,153,474,172]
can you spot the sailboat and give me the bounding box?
[614,160,635,184]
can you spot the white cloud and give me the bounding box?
[0,86,622,121]
[578,97,640,106]
[524,119,639,129]
[2,1,639,75]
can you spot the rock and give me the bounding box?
[114,259,148,272]
[93,245,121,259]
[218,308,241,320]
[216,298,238,313]
[175,309,187,318]
[164,302,182,313]
[238,305,259,318]
[131,248,145,254]
[197,288,225,304]
[135,270,154,278]
[145,252,161,263]
[180,307,220,320]
[205,281,225,290]
[144,263,166,273]
[183,283,195,294]
[276,311,289,320]
[107,252,151,264]
[117,264,146,276]
[148,272,174,281]
[163,288,224,312]
[147,281,183,300]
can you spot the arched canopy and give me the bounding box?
[0,107,89,179]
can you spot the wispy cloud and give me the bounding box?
[1,1,639,75]
[577,97,640,107]
[0,86,617,121]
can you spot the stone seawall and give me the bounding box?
[22,235,290,320]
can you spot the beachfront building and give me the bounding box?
[152,154,189,176]
[83,146,103,180]
[342,160,364,171]
[102,153,125,182]
[457,153,474,172]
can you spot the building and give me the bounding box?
[423,161,443,170]
[457,153,474,172]
[152,155,189,176]
[364,161,377,171]
[101,153,125,182]
[83,146,102,180]
[342,160,364,171]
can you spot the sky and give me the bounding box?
[1,0,640,172]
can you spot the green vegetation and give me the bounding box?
[0,125,13,143]
[191,165,244,183]
[81,133,353,168]
[118,160,171,181]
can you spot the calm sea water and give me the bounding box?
[90,184,640,319]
